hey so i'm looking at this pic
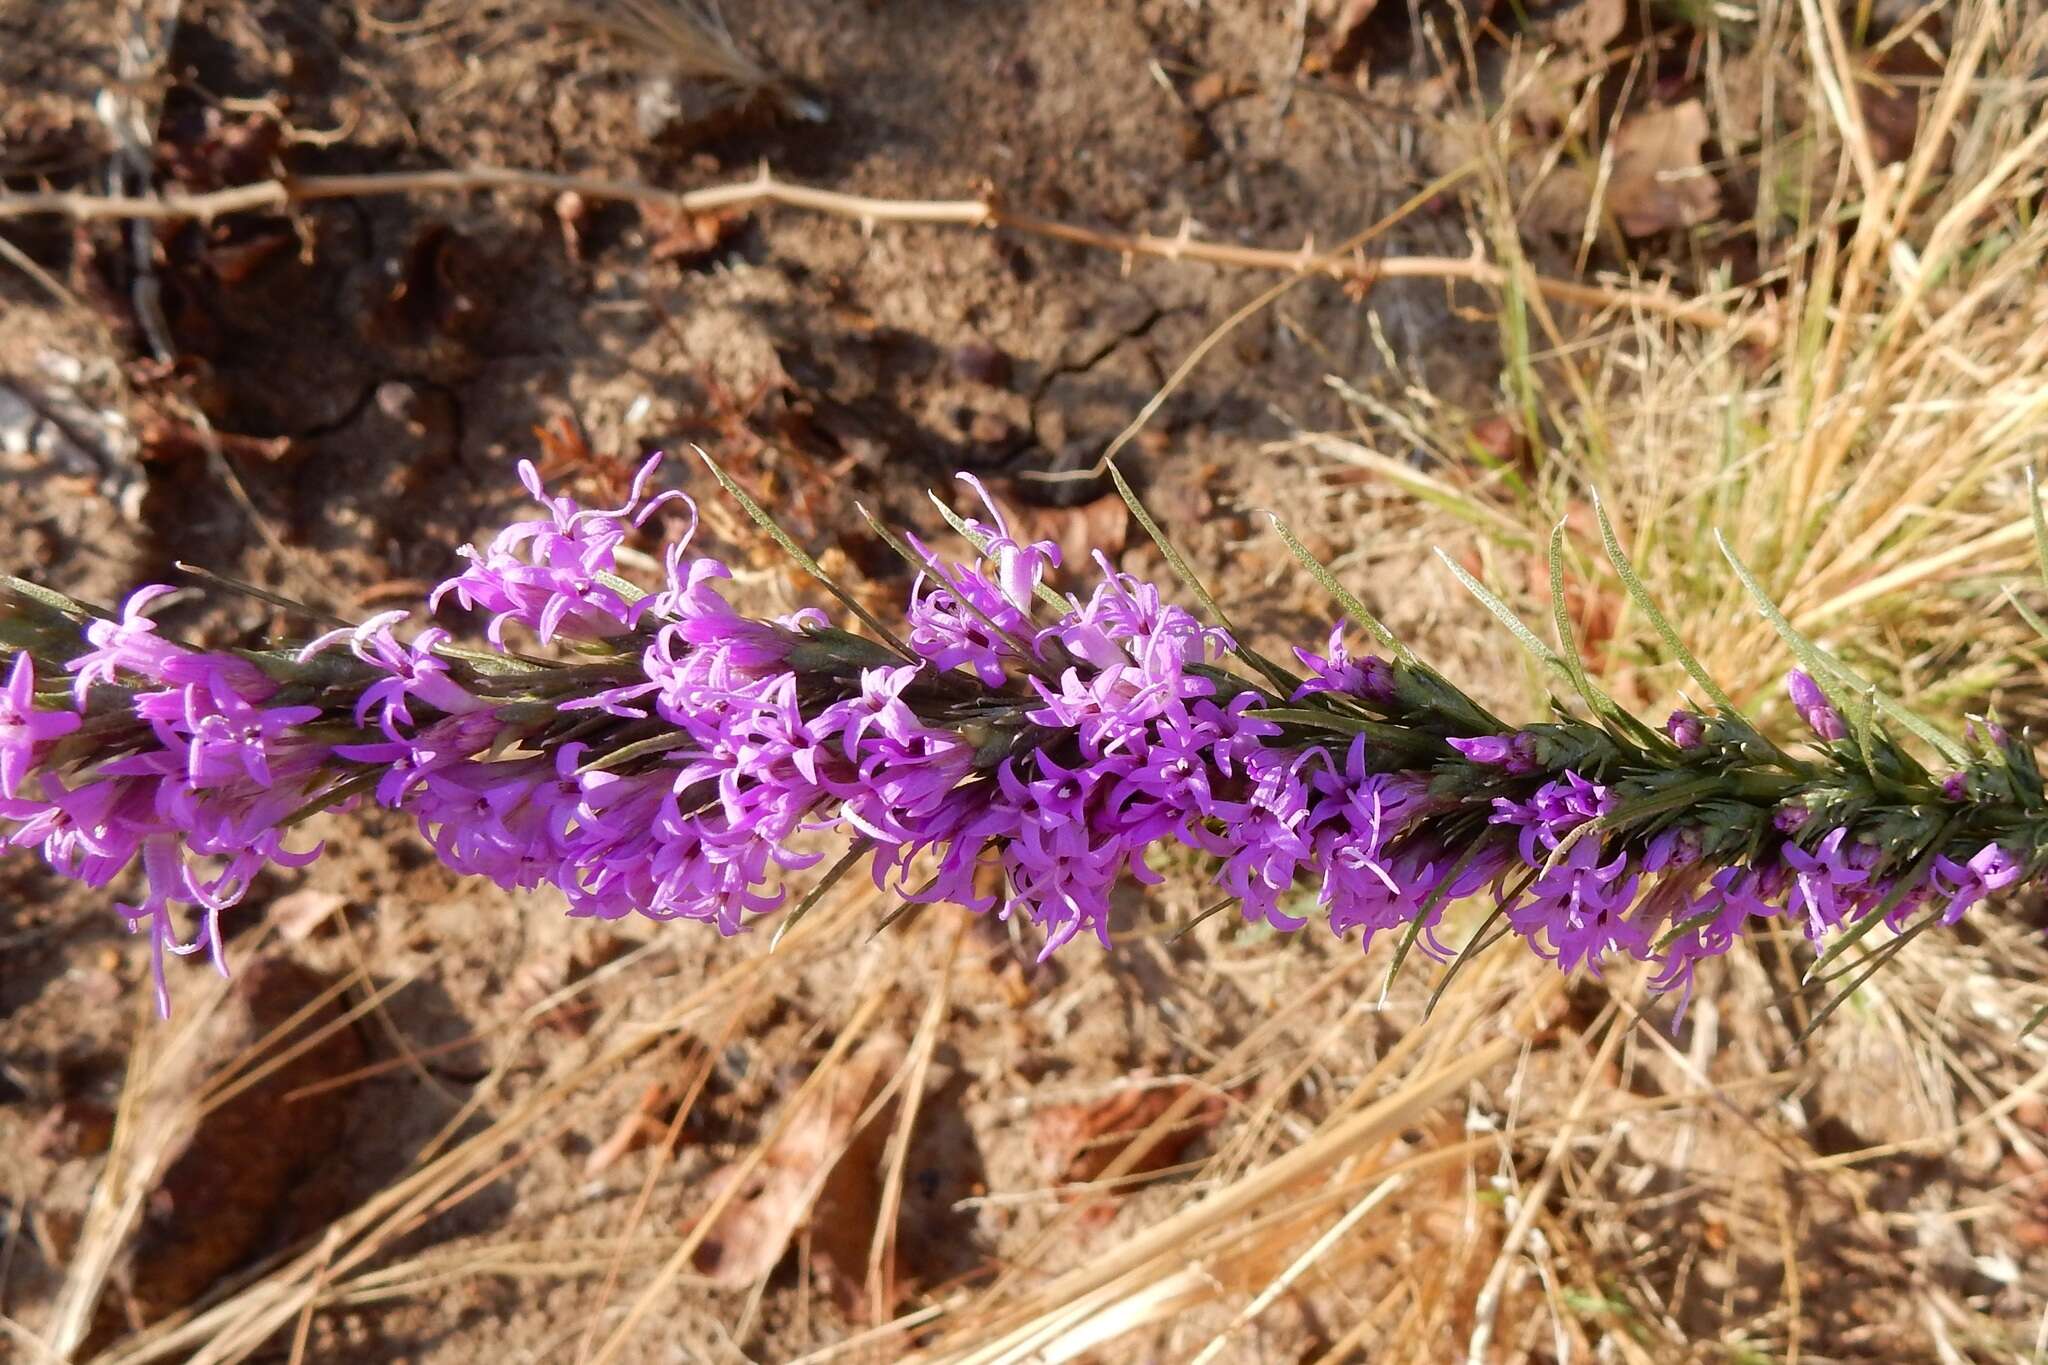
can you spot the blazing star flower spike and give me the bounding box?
[3,450,2043,1028]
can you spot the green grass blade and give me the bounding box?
[1793,915,1934,1048]
[1106,459,1301,695]
[698,449,913,658]
[1805,818,1954,983]
[924,492,1072,615]
[1380,842,1487,1004]
[1717,533,1968,766]
[2029,467,2048,594]
[1547,521,1662,748]
[1590,494,1742,717]
[1810,644,1971,768]
[1265,513,1414,662]
[1435,548,1569,678]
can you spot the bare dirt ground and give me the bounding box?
[7,1,2048,1361]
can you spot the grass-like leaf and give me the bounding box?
[1717,532,1970,767]
[770,842,872,953]
[1169,895,1240,943]
[1106,459,1302,695]
[856,503,1052,677]
[1794,913,1936,1048]
[1380,842,1487,1004]
[1264,512,1414,662]
[698,449,914,658]
[1804,817,1955,984]
[924,492,1071,615]
[1589,494,1743,717]
[2029,467,2048,595]
[1547,521,1664,750]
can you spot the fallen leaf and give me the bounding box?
[690,1031,907,1316]
[118,957,363,1328]
[641,203,749,266]
[1605,100,1721,237]
[269,889,344,943]
[30,1099,116,1161]
[1323,0,1382,75]
[1501,0,1625,133]
[1035,1078,1230,1195]
[1539,0,1624,54]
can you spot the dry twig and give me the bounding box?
[0,165,1764,339]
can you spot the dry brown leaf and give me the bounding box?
[1540,0,1624,53]
[641,203,749,265]
[1322,0,1382,75]
[1605,99,1721,236]
[269,889,344,943]
[1502,0,1624,133]
[585,1065,702,1176]
[1035,1078,1231,1193]
[690,1030,907,1314]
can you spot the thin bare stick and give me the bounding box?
[0,165,1761,338]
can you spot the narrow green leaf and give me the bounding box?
[1422,876,1527,1021]
[576,731,694,775]
[0,574,109,622]
[771,842,871,953]
[1590,495,1743,716]
[1435,548,1566,673]
[698,449,913,658]
[1653,905,1723,954]
[1169,895,1240,943]
[2021,1000,2048,1039]
[2028,467,2048,594]
[1380,842,1487,1004]
[282,771,380,829]
[2001,585,2048,644]
[1547,521,1663,749]
[1106,459,1301,695]
[1600,774,1728,829]
[869,877,941,941]
[924,492,1071,615]
[1805,820,1954,983]
[1245,707,1447,759]
[1811,644,1971,767]
[1264,513,1414,662]
[858,503,1051,676]
[1717,533,1970,766]
[1794,914,1934,1047]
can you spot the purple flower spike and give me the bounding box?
[1292,623,1396,706]
[1932,842,2024,924]
[1781,827,1875,941]
[0,655,80,797]
[1666,710,1705,749]
[1787,670,1847,743]
[1449,732,1540,774]
[10,451,2047,1016]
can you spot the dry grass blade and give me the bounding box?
[541,0,778,100]
[82,882,875,1365]
[925,968,1553,1365]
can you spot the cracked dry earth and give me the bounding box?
[0,0,1525,1358]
